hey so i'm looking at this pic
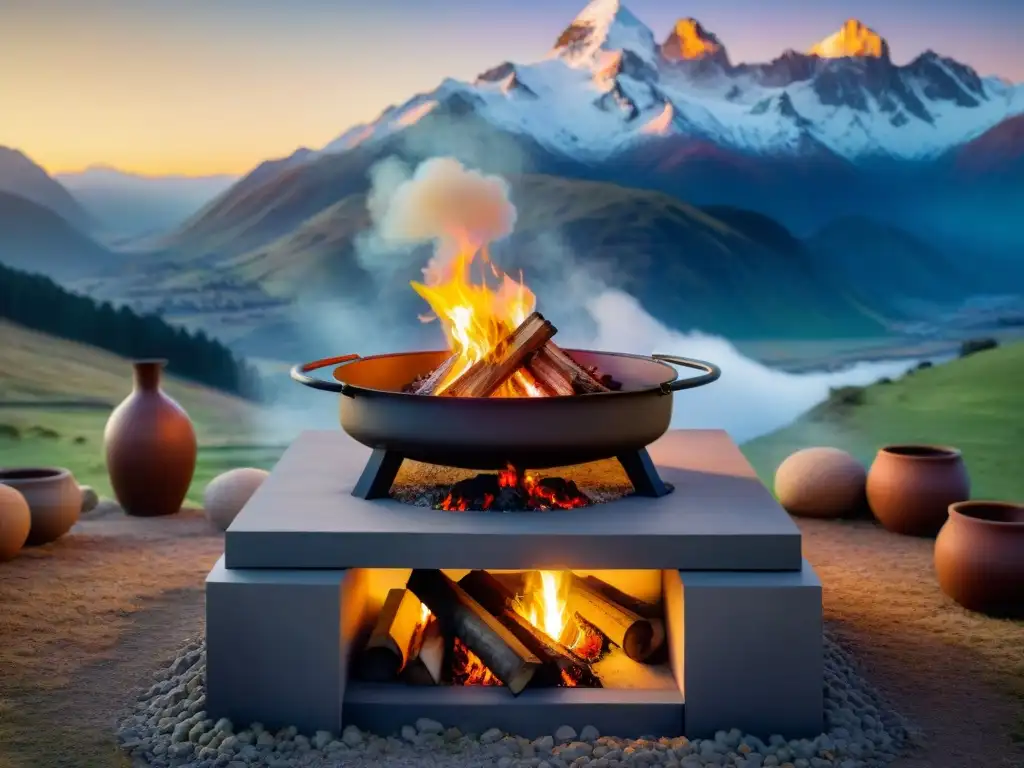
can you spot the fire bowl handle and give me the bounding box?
[289,355,361,396]
[652,354,721,394]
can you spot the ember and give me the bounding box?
[451,637,503,687]
[438,464,592,512]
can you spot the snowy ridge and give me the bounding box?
[319,2,1024,163]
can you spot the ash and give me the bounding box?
[115,626,913,768]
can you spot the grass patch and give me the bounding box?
[743,341,1024,501]
[743,341,1024,721]
[0,321,285,504]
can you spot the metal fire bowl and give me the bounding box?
[290,349,721,471]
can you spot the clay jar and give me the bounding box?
[0,467,80,545]
[0,482,32,559]
[104,360,197,517]
[866,445,970,536]
[934,501,1024,618]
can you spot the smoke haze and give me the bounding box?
[269,152,928,447]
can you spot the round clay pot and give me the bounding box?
[104,360,197,517]
[934,501,1024,618]
[774,447,867,519]
[866,445,970,536]
[0,482,32,560]
[0,467,80,545]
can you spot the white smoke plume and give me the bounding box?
[366,157,517,286]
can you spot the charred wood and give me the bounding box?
[532,344,612,395]
[412,354,460,396]
[568,574,665,662]
[401,615,445,685]
[361,588,426,681]
[458,569,600,688]
[406,569,541,694]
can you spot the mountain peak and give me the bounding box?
[553,0,657,66]
[809,19,889,60]
[661,18,728,64]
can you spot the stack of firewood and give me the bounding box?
[406,312,622,397]
[358,570,665,694]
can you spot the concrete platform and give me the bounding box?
[225,429,802,571]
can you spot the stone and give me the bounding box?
[203,468,269,532]
[79,485,100,513]
[555,725,578,743]
[342,725,364,747]
[416,717,444,735]
[481,728,504,744]
[534,735,555,752]
[774,447,867,519]
[579,725,600,742]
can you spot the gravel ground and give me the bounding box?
[115,626,911,768]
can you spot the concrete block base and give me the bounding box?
[205,560,823,739]
[344,684,683,739]
[667,561,824,739]
[204,557,367,734]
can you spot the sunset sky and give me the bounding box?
[3,0,1022,177]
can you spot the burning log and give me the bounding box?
[532,348,610,397]
[525,348,575,397]
[458,570,600,687]
[530,344,612,395]
[402,614,445,685]
[441,312,555,399]
[361,588,427,681]
[412,354,460,396]
[406,569,541,694]
[568,574,665,662]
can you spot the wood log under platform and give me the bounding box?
[458,570,601,688]
[360,588,426,682]
[406,569,542,694]
[401,614,445,686]
[568,574,666,662]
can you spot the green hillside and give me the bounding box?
[0,321,281,506]
[743,342,1024,501]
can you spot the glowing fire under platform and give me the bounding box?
[205,430,824,740]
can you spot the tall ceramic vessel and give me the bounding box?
[866,445,970,536]
[934,501,1024,618]
[104,360,197,517]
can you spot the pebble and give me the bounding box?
[555,725,578,743]
[114,629,910,767]
[79,485,99,513]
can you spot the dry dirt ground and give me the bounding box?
[0,506,1022,768]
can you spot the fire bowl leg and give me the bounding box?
[664,561,824,740]
[617,448,672,497]
[205,557,366,733]
[352,449,405,499]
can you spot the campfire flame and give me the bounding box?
[442,570,606,688]
[411,237,543,398]
[517,571,572,645]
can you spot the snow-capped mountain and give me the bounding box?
[321,0,1024,163]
